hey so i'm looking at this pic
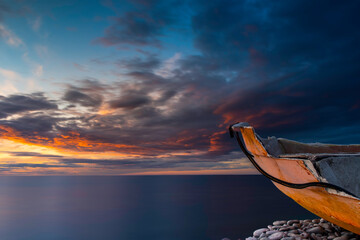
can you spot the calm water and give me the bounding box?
[0,175,315,240]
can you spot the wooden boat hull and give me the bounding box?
[231,124,360,234]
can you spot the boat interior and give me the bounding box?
[259,136,360,198]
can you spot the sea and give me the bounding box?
[0,175,316,240]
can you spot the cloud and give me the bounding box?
[0,121,150,155]
[35,45,48,58]
[33,64,43,77]
[73,63,88,72]
[95,0,360,149]
[109,93,150,110]
[61,79,109,111]
[63,89,103,108]
[0,93,58,118]
[6,151,63,158]
[0,70,224,157]
[0,163,76,169]
[0,151,251,174]
[155,53,181,78]
[117,54,161,72]
[57,151,249,170]
[1,1,360,175]
[0,68,19,95]
[95,0,183,47]
[188,0,360,142]
[0,114,58,135]
[29,16,41,31]
[68,78,108,93]
[0,24,23,47]
[0,2,11,21]
[0,65,46,96]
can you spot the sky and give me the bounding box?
[0,0,360,175]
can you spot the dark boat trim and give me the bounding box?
[229,124,358,198]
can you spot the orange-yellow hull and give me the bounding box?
[232,125,360,234]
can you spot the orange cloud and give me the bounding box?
[0,125,144,155]
[124,169,258,175]
[214,98,303,130]
[208,130,227,152]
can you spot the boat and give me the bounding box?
[229,122,360,234]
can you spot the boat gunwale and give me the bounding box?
[230,123,359,200]
[230,122,360,234]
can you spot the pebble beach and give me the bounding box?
[223,218,360,240]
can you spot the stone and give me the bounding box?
[307,226,324,234]
[287,233,298,237]
[300,232,309,238]
[333,236,349,240]
[243,218,358,240]
[341,232,354,237]
[310,233,319,240]
[287,220,300,225]
[292,224,300,228]
[254,228,269,238]
[272,226,282,229]
[266,230,278,236]
[273,220,287,226]
[279,227,291,231]
[268,232,284,240]
[319,223,331,230]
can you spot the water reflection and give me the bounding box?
[0,176,315,240]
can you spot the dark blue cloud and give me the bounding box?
[186,0,360,143]
[117,54,161,71]
[1,1,360,175]
[0,93,58,118]
[0,163,76,169]
[0,2,11,20]
[6,151,63,158]
[95,0,184,47]
[63,89,103,107]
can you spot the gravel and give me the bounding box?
[221,218,360,240]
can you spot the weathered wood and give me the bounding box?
[232,124,360,234]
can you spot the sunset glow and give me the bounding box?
[1,1,359,175]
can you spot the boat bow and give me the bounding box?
[230,122,360,234]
